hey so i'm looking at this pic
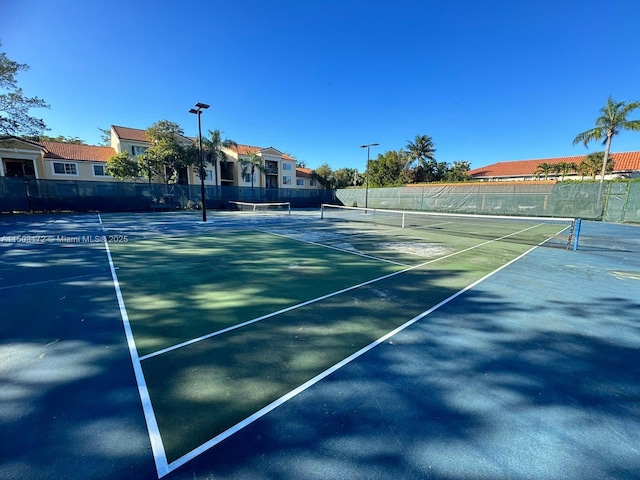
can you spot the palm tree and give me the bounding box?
[534,162,555,180]
[239,151,265,195]
[554,161,577,181]
[578,152,614,180]
[201,129,236,187]
[405,134,436,170]
[573,97,640,184]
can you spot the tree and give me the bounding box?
[573,96,640,183]
[554,161,577,181]
[295,159,307,168]
[314,163,333,189]
[405,134,445,183]
[105,152,141,180]
[145,120,198,184]
[332,167,361,189]
[578,152,614,180]
[534,162,555,180]
[98,127,111,146]
[368,150,409,187]
[405,134,436,169]
[443,161,471,182]
[0,42,50,136]
[239,151,264,189]
[201,129,236,185]
[29,134,85,144]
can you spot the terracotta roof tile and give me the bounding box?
[469,152,640,177]
[111,125,148,142]
[296,167,314,177]
[38,141,115,163]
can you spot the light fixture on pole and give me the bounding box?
[189,102,210,222]
[360,143,379,211]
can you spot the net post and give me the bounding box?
[287,202,291,215]
[572,218,582,251]
[402,212,406,229]
[320,204,325,219]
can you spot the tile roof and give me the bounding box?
[38,141,115,163]
[228,143,295,160]
[111,125,149,142]
[469,151,640,178]
[112,126,296,161]
[296,167,314,178]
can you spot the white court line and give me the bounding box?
[0,272,109,291]
[165,240,542,475]
[258,228,411,267]
[98,214,170,479]
[140,222,539,362]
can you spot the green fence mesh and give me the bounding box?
[0,178,334,213]
[336,182,640,223]
[624,183,640,223]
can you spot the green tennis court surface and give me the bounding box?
[97,209,567,473]
[2,209,578,477]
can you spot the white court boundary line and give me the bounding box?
[98,214,169,478]
[166,240,543,474]
[108,215,549,476]
[139,222,542,361]
[258,228,411,267]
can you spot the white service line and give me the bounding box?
[258,228,411,266]
[98,214,170,479]
[140,221,537,361]
[165,240,542,475]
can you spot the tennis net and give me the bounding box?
[229,201,291,214]
[320,204,581,250]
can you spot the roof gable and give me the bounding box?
[0,135,46,152]
[112,125,193,144]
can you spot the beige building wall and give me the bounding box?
[0,139,45,179]
[43,159,115,181]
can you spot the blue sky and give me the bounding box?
[2,0,640,171]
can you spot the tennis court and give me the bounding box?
[2,207,639,479]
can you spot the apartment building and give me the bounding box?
[0,126,322,191]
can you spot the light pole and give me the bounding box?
[360,143,379,211]
[189,102,210,222]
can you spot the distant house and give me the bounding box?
[469,152,640,181]
[0,127,322,190]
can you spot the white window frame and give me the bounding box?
[52,162,78,176]
[282,175,292,185]
[93,164,109,177]
[243,172,255,183]
[282,162,292,171]
[310,178,317,187]
[204,169,213,181]
[131,145,147,156]
[296,178,304,186]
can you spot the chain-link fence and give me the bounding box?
[0,178,334,213]
[336,182,640,223]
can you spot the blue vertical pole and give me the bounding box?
[572,218,582,251]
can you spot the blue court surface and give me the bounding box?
[1,217,639,480]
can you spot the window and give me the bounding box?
[205,169,213,181]
[282,175,292,185]
[282,162,292,171]
[243,172,254,183]
[296,178,304,186]
[131,145,147,156]
[53,162,78,175]
[93,164,109,176]
[310,178,317,187]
